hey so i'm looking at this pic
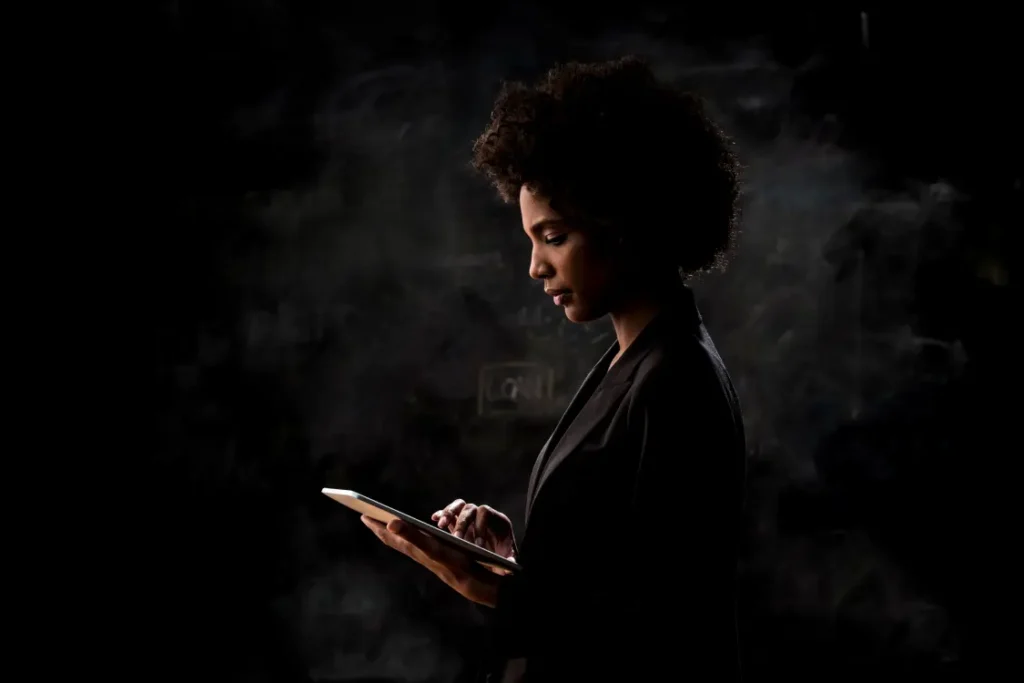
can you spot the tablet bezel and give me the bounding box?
[322,488,520,574]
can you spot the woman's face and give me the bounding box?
[519,186,619,323]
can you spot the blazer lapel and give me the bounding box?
[525,341,619,514]
[525,377,633,529]
[523,282,705,530]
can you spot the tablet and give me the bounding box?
[323,488,520,574]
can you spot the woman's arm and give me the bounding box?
[485,365,741,674]
[485,568,529,658]
[626,364,744,670]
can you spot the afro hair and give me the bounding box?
[472,56,741,275]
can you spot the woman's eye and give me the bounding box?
[544,234,567,245]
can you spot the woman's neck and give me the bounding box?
[607,274,684,361]
[608,302,662,363]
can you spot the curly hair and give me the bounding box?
[471,56,741,276]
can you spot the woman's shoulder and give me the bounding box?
[623,325,735,421]
[632,325,721,392]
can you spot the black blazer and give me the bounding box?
[483,284,746,682]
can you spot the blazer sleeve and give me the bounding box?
[484,364,740,675]
[626,362,742,668]
[485,564,529,658]
[485,546,634,672]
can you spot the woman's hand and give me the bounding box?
[361,516,502,608]
[431,499,518,562]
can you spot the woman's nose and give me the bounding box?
[529,250,553,280]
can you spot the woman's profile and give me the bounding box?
[361,56,746,682]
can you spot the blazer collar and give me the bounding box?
[601,280,703,385]
[523,283,702,529]
[523,341,615,523]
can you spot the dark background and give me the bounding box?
[117,3,1017,681]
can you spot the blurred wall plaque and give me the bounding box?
[477,362,556,417]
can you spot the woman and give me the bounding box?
[361,56,746,681]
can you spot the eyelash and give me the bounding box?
[544,234,567,245]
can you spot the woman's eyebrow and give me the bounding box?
[529,218,568,233]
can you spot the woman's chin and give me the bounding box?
[563,303,603,324]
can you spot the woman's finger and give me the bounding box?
[432,510,449,529]
[437,499,465,529]
[474,506,493,538]
[392,520,474,576]
[433,510,453,530]
[453,503,477,538]
[387,520,442,562]
[361,515,385,534]
[364,517,420,559]
[488,527,502,552]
